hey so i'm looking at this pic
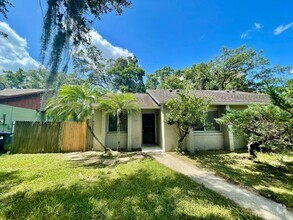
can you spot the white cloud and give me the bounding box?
[241,22,263,39]
[241,33,248,39]
[0,22,40,73]
[274,22,293,35]
[0,22,132,74]
[89,30,133,59]
[254,22,262,30]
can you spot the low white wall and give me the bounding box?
[234,134,246,149]
[192,132,224,151]
[186,132,193,153]
[105,133,128,149]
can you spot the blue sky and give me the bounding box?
[0,0,292,74]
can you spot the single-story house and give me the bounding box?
[93,89,270,152]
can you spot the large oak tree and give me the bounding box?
[0,0,132,86]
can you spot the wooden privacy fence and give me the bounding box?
[12,121,93,153]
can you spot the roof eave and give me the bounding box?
[140,107,161,109]
[160,101,270,105]
[146,90,161,106]
[0,90,48,99]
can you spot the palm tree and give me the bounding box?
[99,93,140,151]
[45,82,108,152]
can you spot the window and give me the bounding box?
[108,114,128,132]
[194,111,220,131]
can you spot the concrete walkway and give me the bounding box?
[152,153,293,220]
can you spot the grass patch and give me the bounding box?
[176,150,293,209]
[0,153,258,219]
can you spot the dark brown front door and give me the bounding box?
[143,114,156,144]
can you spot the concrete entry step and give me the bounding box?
[141,146,163,153]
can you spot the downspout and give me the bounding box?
[160,105,166,151]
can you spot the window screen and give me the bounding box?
[108,114,128,132]
[194,111,220,131]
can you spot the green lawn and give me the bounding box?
[174,150,293,209]
[0,153,258,220]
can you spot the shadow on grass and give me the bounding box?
[0,170,44,196]
[0,166,257,220]
[187,151,293,209]
[0,171,23,195]
[69,152,149,170]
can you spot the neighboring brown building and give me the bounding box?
[0,89,47,110]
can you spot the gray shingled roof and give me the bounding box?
[133,93,160,109]
[146,89,270,105]
[0,89,46,99]
[94,93,160,109]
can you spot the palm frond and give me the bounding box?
[46,82,104,122]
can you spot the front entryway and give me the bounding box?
[142,114,156,144]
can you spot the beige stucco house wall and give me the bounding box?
[93,109,161,151]
[92,90,269,153]
[161,104,248,153]
[92,94,162,151]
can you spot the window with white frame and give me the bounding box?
[194,111,220,131]
[108,114,128,132]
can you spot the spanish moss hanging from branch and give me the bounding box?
[40,0,132,86]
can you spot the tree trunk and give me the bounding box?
[117,117,121,151]
[247,142,261,159]
[177,126,190,152]
[86,119,107,153]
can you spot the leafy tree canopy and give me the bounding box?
[72,44,107,87]
[146,45,292,92]
[0,0,12,37]
[267,79,293,117]
[0,68,84,89]
[45,82,108,151]
[40,0,132,86]
[1,0,132,86]
[0,0,12,19]
[106,57,145,93]
[74,51,145,92]
[165,90,210,152]
[217,104,292,155]
[0,69,47,89]
[217,79,293,157]
[146,66,176,89]
[46,82,103,122]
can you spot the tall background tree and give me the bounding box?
[40,0,132,86]
[72,45,108,88]
[74,53,145,92]
[0,0,132,86]
[106,57,145,93]
[0,69,47,89]
[217,79,293,158]
[146,45,291,92]
[267,79,293,117]
[146,67,175,89]
[0,68,84,89]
